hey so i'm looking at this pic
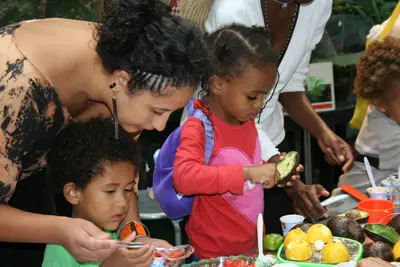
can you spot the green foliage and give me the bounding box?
[333,0,398,24]
[307,76,327,97]
[0,0,101,27]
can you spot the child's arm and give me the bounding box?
[173,118,245,195]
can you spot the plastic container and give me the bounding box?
[277,237,363,267]
[381,174,400,205]
[358,199,394,224]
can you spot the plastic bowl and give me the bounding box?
[358,199,394,224]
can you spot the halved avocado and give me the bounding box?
[363,241,394,261]
[276,151,300,185]
[327,216,365,243]
[388,215,400,235]
[364,224,400,245]
[338,209,369,224]
[293,223,313,233]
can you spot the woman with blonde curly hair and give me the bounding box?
[330,36,400,215]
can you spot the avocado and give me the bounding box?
[363,241,394,262]
[389,214,400,235]
[293,223,313,233]
[276,151,300,185]
[338,209,369,224]
[364,224,400,245]
[327,216,365,243]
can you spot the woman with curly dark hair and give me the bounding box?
[330,36,400,215]
[0,0,212,265]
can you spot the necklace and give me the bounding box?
[261,0,299,64]
[271,0,292,8]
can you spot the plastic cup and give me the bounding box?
[358,199,394,224]
[367,186,391,200]
[381,173,400,204]
[280,214,305,236]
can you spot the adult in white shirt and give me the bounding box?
[204,0,354,233]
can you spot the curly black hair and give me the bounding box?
[354,36,400,100]
[199,24,277,97]
[47,118,140,200]
[95,0,213,95]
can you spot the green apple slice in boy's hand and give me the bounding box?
[264,233,283,251]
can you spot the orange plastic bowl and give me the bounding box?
[358,199,394,224]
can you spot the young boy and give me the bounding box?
[42,119,155,267]
[330,36,400,214]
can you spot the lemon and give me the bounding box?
[285,239,312,261]
[393,241,400,260]
[307,224,332,244]
[284,228,308,247]
[322,241,350,264]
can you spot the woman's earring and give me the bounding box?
[110,83,119,140]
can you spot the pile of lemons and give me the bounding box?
[284,224,350,264]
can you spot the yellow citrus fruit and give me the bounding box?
[393,241,400,260]
[284,228,308,247]
[285,239,312,261]
[322,241,350,264]
[307,224,332,244]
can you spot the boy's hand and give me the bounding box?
[244,164,278,189]
[100,245,154,267]
[101,232,154,267]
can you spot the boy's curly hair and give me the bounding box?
[354,36,400,100]
[47,119,140,197]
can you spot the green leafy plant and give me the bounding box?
[0,0,102,26]
[333,0,398,24]
[306,76,327,98]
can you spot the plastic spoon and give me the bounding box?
[256,213,268,263]
[364,157,377,188]
[340,185,369,201]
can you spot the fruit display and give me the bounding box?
[388,214,400,234]
[264,233,284,251]
[285,239,312,261]
[322,241,350,264]
[363,241,394,261]
[284,228,308,247]
[364,224,400,245]
[306,224,332,244]
[327,216,365,243]
[337,209,369,223]
[277,220,363,266]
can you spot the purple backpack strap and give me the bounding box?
[153,98,214,220]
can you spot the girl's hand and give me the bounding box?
[277,164,304,188]
[58,217,118,262]
[244,164,278,189]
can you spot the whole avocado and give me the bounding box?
[327,216,365,243]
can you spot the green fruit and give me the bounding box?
[264,233,284,251]
[276,151,300,185]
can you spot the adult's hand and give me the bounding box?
[317,129,354,172]
[357,257,394,267]
[58,217,118,262]
[285,180,330,219]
